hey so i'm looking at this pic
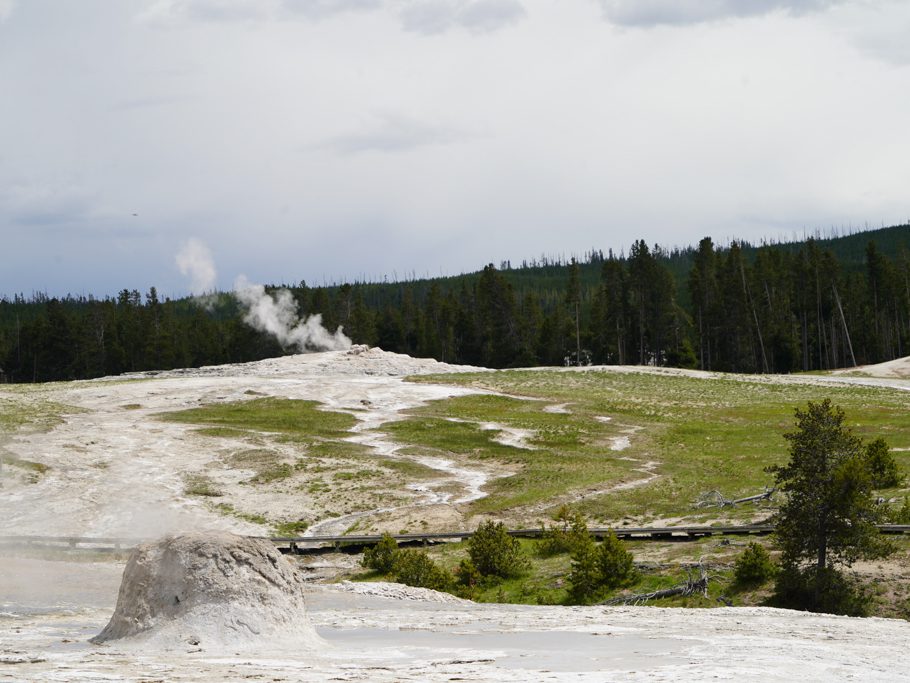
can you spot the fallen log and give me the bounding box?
[695,488,775,509]
[602,565,711,606]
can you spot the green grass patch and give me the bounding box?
[183,474,222,497]
[0,394,75,434]
[273,520,310,536]
[384,393,639,513]
[215,502,268,526]
[1,452,50,483]
[161,397,356,439]
[404,370,910,522]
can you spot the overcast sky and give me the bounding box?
[2,0,909,299]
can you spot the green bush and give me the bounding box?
[537,507,591,557]
[596,531,638,589]
[567,531,637,604]
[733,542,777,586]
[392,549,453,592]
[455,558,482,588]
[888,497,910,524]
[567,535,600,604]
[865,438,904,489]
[771,564,871,616]
[468,521,528,578]
[361,533,399,574]
[453,558,483,599]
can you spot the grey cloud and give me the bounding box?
[110,94,191,112]
[842,3,910,66]
[138,0,277,25]
[458,0,526,32]
[597,0,844,27]
[854,33,910,66]
[399,0,526,35]
[138,0,526,32]
[0,0,16,23]
[321,115,462,154]
[281,0,382,20]
[0,183,97,227]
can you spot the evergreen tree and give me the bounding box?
[769,400,893,612]
[689,237,720,370]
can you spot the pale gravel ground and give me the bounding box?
[2,350,910,680]
[0,347,492,538]
[2,556,909,681]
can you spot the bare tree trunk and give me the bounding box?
[741,260,769,373]
[575,301,581,366]
[698,307,705,370]
[832,284,856,367]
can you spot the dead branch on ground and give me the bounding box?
[602,563,715,606]
[695,487,775,509]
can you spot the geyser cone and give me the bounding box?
[92,532,321,650]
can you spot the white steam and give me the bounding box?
[176,238,217,295]
[233,275,351,352]
[175,239,349,353]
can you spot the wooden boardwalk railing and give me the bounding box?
[3,525,907,554]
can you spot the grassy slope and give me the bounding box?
[160,397,442,531]
[404,369,910,523]
[0,386,79,480]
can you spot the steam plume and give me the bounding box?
[233,275,351,352]
[176,238,217,295]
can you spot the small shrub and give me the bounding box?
[453,558,483,599]
[361,533,399,574]
[888,497,910,524]
[865,438,904,489]
[596,531,637,589]
[771,564,871,616]
[392,549,453,591]
[455,558,482,588]
[538,507,591,557]
[567,531,637,605]
[469,521,528,578]
[567,535,601,604]
[733,542,777,586]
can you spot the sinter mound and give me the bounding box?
[92,532,322,650]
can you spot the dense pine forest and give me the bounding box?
[2,225,909,383]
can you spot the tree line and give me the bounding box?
[2,225,909,382]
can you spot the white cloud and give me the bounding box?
[0,182,101,228]
[138,0,278,25]
[597,0,845,27]
[137,0,526,34]
[399,0,526,35]
[826,1,910,65]
[281,0,382,20]
[321,114,464,154]
[0,0,15,23]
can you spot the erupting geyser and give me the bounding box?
[91,532,322,650]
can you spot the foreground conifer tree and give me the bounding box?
[769,399,893,614]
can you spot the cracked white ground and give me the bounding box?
[1,348,909,681]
